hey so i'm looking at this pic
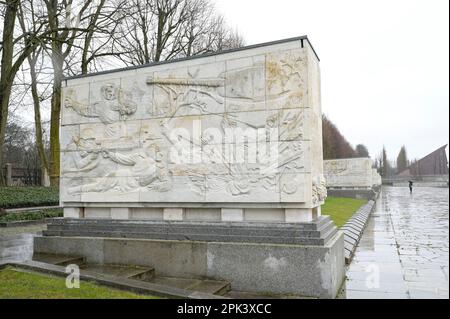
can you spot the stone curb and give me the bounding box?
[4,206,61,213]
[0,261,228,299]
[0,218,59,228]
[342,198,377,264]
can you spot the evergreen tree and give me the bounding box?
[356,144,370,157]
[382,146,389,177]
[396,146,409,173]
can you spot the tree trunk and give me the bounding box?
[49,45,64,187]
[0,0,19,186]
[28,53,50,174]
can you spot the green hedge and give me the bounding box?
[0,187,59,209]
[0,208,63,222]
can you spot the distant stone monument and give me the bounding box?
[35,36,344,298]
[398,145,449,177]
[324,157,377,189]
[323,157,381,199]
[371,168,382,187]
[392,145,449,187]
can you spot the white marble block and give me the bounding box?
[221,209,244,222]
[163,208,185,221]
[285,208,314,223]
[64,207,84,219]
[324,158,375,189]
[111,208,131,220]
[371,169,382,186]
[60,37,326,222]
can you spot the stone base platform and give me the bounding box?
[35,217,345,298]
[43,216,337,246]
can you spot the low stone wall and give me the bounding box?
[341,200,377,264]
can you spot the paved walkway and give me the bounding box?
[0,225,46,264]
[344,186,449,299]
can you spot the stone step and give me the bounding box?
[51,216,332,231]
[80,264,155,282]
[43,229,328,245]
[47,223,327,239]
[321,225,339,245]
[224,291,309,299]
[32,252,85,267]
[316,219,337,236]
[150,276,231,296]
[46,216,335,238]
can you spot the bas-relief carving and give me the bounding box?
[312,175,327,205]
[266,50,307,110]
[61,48,318,204]
[324,159,374,188]
[62,125,173,195]
[65,83,142,125]
[324,160,349,175]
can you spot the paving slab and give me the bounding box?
[345,186,449,299]
[81,264,155,282]
[149,276,230,295]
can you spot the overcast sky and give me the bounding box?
[214,0,449,161]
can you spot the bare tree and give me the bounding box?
[78,0,129,74]
[0,0,48,185]
[115,0,244,66]
[43,0,129,185]
[1,0,244,186]
[15,0,51,178]
[180,1,243,57]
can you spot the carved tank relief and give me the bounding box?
[61,47,323,204]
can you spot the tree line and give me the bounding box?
[0,0,243,186]
[322,115,370,160]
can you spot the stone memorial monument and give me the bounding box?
[324,157,381,200]
[372,168,382,187]
[35,36,345,298]
[324,157,376,189]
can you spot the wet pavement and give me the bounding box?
[0,225,46,264]
[344,186,449,299]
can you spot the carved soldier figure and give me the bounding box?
[64,83,137,124]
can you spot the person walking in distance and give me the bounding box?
[408,180,414,194]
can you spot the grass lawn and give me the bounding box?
[0,186,59,209]
[0,267,159,299]
[322,196,367,227]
